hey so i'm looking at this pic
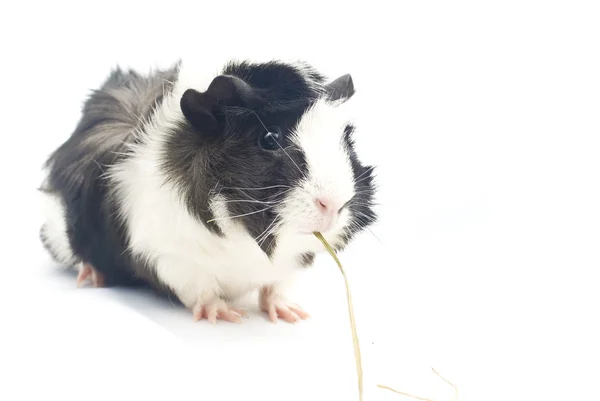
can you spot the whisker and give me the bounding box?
[354,168,373,181]
[221,199,280,205]
[93,160,106,175]
[222,185,291,191]
[348,201,380,208]
[206,206,273,223]
[271,135,303,174]
[219,189,292,208]
[352,187,376,195]
[209,181,222,197]
[256,213,282,246]
[348,217,383,245]
[255,220,276,244]
[353,209,377,220]
[226,186,293,203]
[368,228,384,245]
[235,188,261,203]
[353,169,376,187]
[264,188,295,199]
[354,175,374,186]
[264,234,278,254]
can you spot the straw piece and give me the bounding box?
[313,232,363,401]
[314,232,458,401]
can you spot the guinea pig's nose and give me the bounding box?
[315,198,343,215]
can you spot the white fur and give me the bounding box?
[279,98,356,234]
[38,187,78,267]
[71,59,358,309]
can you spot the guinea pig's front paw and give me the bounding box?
[192,297,247,324]
[259,286,310,324]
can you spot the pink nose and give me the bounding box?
[316,198,342,215]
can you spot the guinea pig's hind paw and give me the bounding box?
[192,298,247,324]
[76,263,105,288]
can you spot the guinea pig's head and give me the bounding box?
[168,60,377,255]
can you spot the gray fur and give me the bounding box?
[41,64,181,290]
[44,65,179,190]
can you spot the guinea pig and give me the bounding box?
[38,58,378,323]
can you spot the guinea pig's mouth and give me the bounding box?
[299,220,336,236]
[300,230,319,236]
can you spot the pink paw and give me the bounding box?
[259,286,310,323]
[76,263,104,288]
[192,298,247,324]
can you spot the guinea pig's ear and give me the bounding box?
[324,73,355,102]
[204,74,259,106]
[180,88,219,132]
[180,75,259,133]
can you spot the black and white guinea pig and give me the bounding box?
[38,58,378,324]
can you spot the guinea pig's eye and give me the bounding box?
[259,130,280,151]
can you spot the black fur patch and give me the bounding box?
[336,123,378,250]
[161,60,325,257]
[297,252,315,267]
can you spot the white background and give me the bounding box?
[1,1,599,400]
